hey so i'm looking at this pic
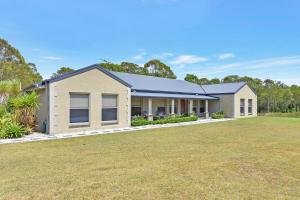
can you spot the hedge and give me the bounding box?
[131,115,198,126]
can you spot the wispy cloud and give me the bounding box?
[169,55,208,65]
[132,49,147,61]
[41,56,63,60]
[174,55,300,83]
[213,55,300,70]
[151,52,174,59]
[218,53,235,60]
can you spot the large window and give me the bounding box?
[248,99,253,115]
[131,97,142,116]
[70,94,89,123]
[102,95,118,123]
[132,107,142,116]
[240,99,245,115]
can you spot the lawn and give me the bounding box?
[0,117,299,200]
[260,112,300,118]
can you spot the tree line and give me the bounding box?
[184,74,300,113]
[1,38,299,113]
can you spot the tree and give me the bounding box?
[198,78,209,85]
[144,59,176,79]
[184,74,199,84]
[0,39,43,88]
[209,78,221,84]
[0,80,20,104]
[0,38,25,63]
[120,62,147,75]
[222,75,240,83]
[99,62,123,72]
[51,67,75,78]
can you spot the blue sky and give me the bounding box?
[1,0,300,85]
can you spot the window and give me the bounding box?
[240,99,245,115]
[131,107,142,116]
[70,94,89,123]
[102,95,118,122]
[156,107,166,115]
[248,99,253,115]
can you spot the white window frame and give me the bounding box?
[248,99,253,115]
[69,93,90,127]
[101,94,119,125]
[240,98,245,116]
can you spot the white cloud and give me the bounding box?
[151,52,174,59]
[41,56,63,60]
[219,55,300,70]
[174,55,300,85]
[169,55,208,65]
[218,53,235,60]
[132,49,146,61]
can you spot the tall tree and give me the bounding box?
[120,62,147,75]
[184,74,199,84]
[209,78,221,84]
[198,78,209,85]
[0,39,43,88]
[0,38,25,63]
[51,67,75,78]
[222,75,240,83]
[144,59,176,79]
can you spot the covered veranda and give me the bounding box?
[131,91,219,121]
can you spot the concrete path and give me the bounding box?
[0,118,235,145]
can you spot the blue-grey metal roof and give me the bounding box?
[131,91,218,100]
[111,71,206,94]
[201,82,247,94]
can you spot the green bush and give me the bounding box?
[131,115,198,126]
[7,92,40,130]
[211,111,225,119]
[131,118,150,126]
[0,122,24,139]
[0,105,6,117]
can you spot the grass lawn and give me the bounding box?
[0,117,300,200]
[260,112,300,118]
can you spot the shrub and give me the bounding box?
[131,115,198,126]
[211,111,224,119]
[0,122,24,139]
[131,118,150,126]
[0,104,6,117]
[7,92,40,130]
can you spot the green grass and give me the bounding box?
[260,112,300,118]
[0,117,300,199]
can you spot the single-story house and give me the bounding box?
[26,64,257,135]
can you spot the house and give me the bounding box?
[27,64,257,135]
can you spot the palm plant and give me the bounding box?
[7,92,40,131]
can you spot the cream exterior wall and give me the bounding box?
[234,85,257,118]
[210,94,235,118]
[36,88,49,132]
[47,69,130,134]
[208,100,220,115]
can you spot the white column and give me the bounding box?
[205,100,209,119]
[196,100,200,116]
[165,99,170,115]
[189,99,193,115]
[148,98,153,121]
[177,99,181,115]
[171,99,175,115]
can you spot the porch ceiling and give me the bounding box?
[131,91,218,100]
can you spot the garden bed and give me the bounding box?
[131,115,198,126]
